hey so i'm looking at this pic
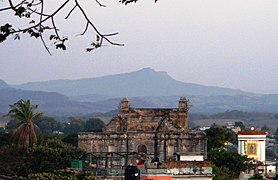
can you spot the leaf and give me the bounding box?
[0,24,12,33]
[56,43,66,50]
[0,34,7,43]
[15,7,26,17]
[49,35,57,40]
[86,48,94,52]
[14,34,20,40]
[25,12,31,18]
[27,29,34,34]
[31,32,40,38]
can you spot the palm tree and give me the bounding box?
[6,99,43,149]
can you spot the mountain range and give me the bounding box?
[1,68,278,116]
[14,68,249,99]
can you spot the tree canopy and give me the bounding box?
[0,137,84,177]
[0,0,157,54]
[208,149,256,179]
[83,118,105,132]
[6,99,43,149]
[205,125,236,151]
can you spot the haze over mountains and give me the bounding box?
[14,68,248,99]
[1,68,278,116]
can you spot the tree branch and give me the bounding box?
[0,0,149,54]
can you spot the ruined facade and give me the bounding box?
[78,97,207,173]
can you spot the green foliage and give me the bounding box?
[63,117,85,135]
[0,137,85,177]
[0,131,11,147]
[62,133,78,147]
[266,147,278,160]
[235,121,245,130]
[212,163,234,180]
[208,149,255,179]
[248,173,264,180]
[36,116,62,135]
[83,118,105,132]
[6,119,21,132]
[261,124,270,132]
[26,138,84,173]
[6,99,43,149]
[62,117,105,135]
[205,125,235,151]
[19,169,99,180]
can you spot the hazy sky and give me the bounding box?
[1,0,278,94]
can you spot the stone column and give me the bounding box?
[260,140,265,162]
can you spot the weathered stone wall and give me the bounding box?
[78,97,207,169]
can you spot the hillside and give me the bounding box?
[80,95,278,114]
[1,69,278,115]
[189,110,278,130]
[0,88,111,116]
[14,68,249,98]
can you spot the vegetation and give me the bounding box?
[208,149,255,179]
[205,124,236,151]
[83,118,105,132]
[1,99,270,179]
[248,173,264,180]
[6,115,105,137]
[0,135,85,177]
[19,169,99,180]
[235,121,246,130]
[205,125,256,179]
[6,99,43,149]
[0,99,106,178]
[36,116,62,135]
[261,124,270,132]
[190,110,278,132]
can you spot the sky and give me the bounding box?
[0,0,278,94]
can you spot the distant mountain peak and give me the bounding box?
[0,80,8,89]
[133,68,170,78]
[134,67,157,74]
[14,68,250,98]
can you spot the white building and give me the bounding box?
[237,130,267,162]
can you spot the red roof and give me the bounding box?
[237,131,267,135]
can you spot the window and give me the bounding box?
[137,144,147,154]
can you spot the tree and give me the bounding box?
[26,138,84,174]
[0,137,85,177]
[0,0,157,54]
[208,149,256,179]
[235,121,245,131]
[5,118,21,132]
[205,125,235,151]
[36,116,62,135]
[0,131,11,147]
[261,124,270,132]
[62,117,85,135]
[6,99,43,149]
[62,133,78,147]
[83,118,105,132]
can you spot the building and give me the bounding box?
[78,97,211,179]
[237,129,267,162]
